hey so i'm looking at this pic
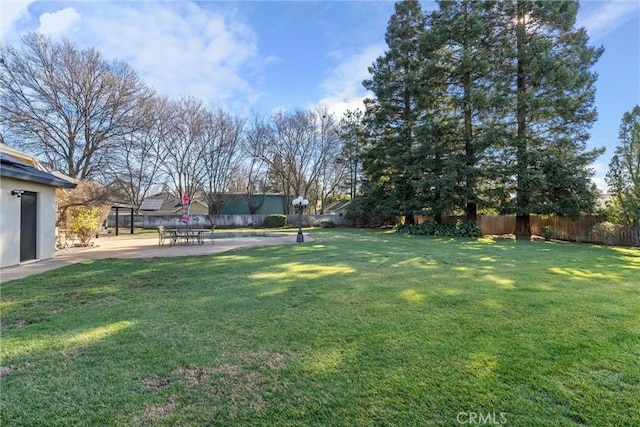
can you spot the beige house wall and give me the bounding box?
[1,177,57,268]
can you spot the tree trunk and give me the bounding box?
[466,202,478,223]
[462,2,477,225]
[515,214,531,241]
[514,3,531,242]
[632,220,639,247]
[405,213,415,225]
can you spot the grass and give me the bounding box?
[1,229,638,426]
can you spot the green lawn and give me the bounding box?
[1,229,638,426]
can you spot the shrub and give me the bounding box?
[434,223,456,236]
[264,214,287,228]
[68,207,100,246]
[318,219,336,228]
[591,221,622,246]
[395,220,481,238]
[454,219,482,237]
[541,225,555,241]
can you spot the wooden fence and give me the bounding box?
[417,215,636,246]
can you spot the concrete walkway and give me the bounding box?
[1,232,307,283]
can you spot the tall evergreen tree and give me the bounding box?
[494,0,603,238]
[606,106,640,246]
[362,0,427,224]
[338,109,367,200]
[419,0,503,222]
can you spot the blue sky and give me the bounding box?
[2,1,638,190]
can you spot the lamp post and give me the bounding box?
[292,196,309,242]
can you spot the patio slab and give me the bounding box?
[1,232,308,282]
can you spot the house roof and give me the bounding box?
[140,193,207,213]
[139,193,182,212]
[324,200,351,213]
[0,143,43,168]
[1,152,77,189]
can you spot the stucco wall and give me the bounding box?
[1,177,57,268]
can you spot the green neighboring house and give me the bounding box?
[219,194,289,215]
[139,193,290,216]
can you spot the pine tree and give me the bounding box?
[606,106,640,246]
[494,0,604,238]
[338,109,367,200]
[362,0,427,224]
[418,0,504,222]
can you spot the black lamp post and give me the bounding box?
[292,196,309,242]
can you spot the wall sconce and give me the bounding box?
[11,190,24,198]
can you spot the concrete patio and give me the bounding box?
[1,231,306,282]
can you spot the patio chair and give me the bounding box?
[56,232,68,249]
[157,225,168,246]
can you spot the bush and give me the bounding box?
[345,197,396,227]
[68,207,100,246]
[395,220,481,238]
[264,214,287,228]
[541,225,555,241]
[591,221,622,246]
[318,219,336,228]
[453,219,482,237]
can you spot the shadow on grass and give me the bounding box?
[2,229,638,425]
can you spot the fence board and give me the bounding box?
[416,214,634,246]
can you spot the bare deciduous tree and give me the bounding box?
[312,107,345,213]
[244,106,344,213]
[156,96,210,201]
[243,113,274,213]
[0,33,149,180]
[201,109,244,227]
[101,94,168,207]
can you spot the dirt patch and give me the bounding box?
[136,397,176,423]
[169,350,292,412]
[173,367,216,386]
[212,363,242,377]
[0,365,20,379]
[484,234,516,240]
[140,375,171,391]
[0,320,28,329]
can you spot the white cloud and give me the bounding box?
[591,162,609,192]
[37,7,80,37]
[317,43,385,117]
[577,1,640,41]
[63,2,264,110]
[1,0,36,42]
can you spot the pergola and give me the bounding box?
[110,202,137,236]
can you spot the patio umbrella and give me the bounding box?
[181,194,190,225]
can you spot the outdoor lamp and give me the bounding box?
[11,190,24,198]
[292,196,309,242]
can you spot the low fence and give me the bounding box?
[107,213,349,229]
[417,215,636,247]
[108,213,636,246]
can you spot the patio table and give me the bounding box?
[167,228,207,245]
